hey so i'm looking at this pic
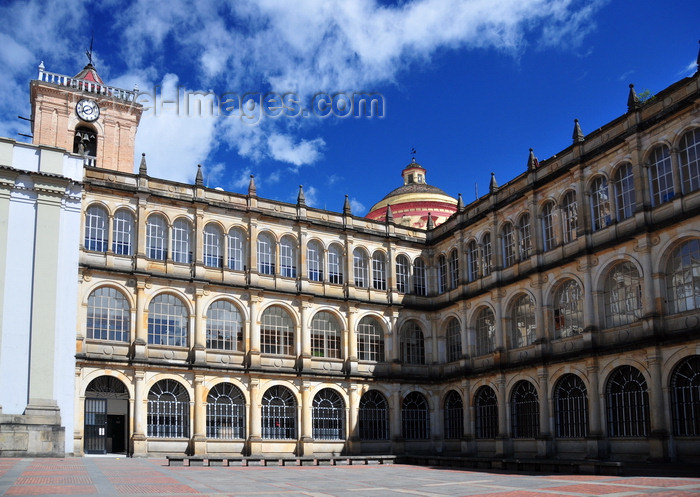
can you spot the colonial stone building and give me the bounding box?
[14,56,700,461]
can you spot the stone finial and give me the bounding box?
[627,84,640,112]
[385,204,393,223]
[195,164,204,186]
[248,174,257,196]
[138,153,147,175]
[527,148,539,170]
[426,212,434,230]
[572,118,585,143]
[297,184,305,206]
[489,172,498,194]
[343,194,352,215]
[457,193,464,211]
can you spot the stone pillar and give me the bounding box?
[299,300,311,370]
[347,384,360,454]
[193,287,206,364]
[346,305,358,372]
[132,370,147,456]
[580,256,596,348]
[648,348,670,460]
[192,375,206,455]
[431,388,443,453]
[390,388,404,454]
[537,366,552,457]
[247,294,261,368]
[300,382,313,455]
[248,379,262,455]
[585,359,605,459]
[134,280,147,359]
[495,374,511,457]
[493,289,505,353]
[461,380,475,455]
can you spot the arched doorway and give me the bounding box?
[84,376,129,454]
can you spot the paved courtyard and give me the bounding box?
[0,457,699,497]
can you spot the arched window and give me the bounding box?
[357,316,384,362]
[203,224,223,268]
[475,307,495,356]
[172,218,192,264]
[561,191,578,244]
[280,235,297,278]
[311,311,341,359]
[590,176,611,231]
[517,214,532,260]
[502,223,516,267]
[554,374,588,438]
[400,322,424,364]
[542,201,556,251]
[413,257,427,295]
[553,280,583,338]
[111,209,134,255]
[437,254,447,293]
[207,383,245,439]
[449,249,459,289]
[146,214,167,260]
[359,391,389,440]
[606,365,650,437]
[147,379,189,438]
[649,145,674,206]
[482,233,492,276]
[604,262,642,328]
[666,239,700,314]
[206,300,243,351]
[443,390,463,439]
[613,163,636,221]
[353,248,369,288]
[372,251,386,290]
[85,205,107,252]
[467,240,479,281]
[147,294,188,347]
[402,392,429,439]
[261,385,297,440]
[680,128,700,194]
[670,355,700,437]
[511,380,539,438]
[228,227,246,271]
[257,232,275,275]
[307,240,323,281]
[87,287,130,342]
[474,386,498,439]
[260,306,294,355]
[445,318,462,363]
[511,294,535,348]
[328,244,344,284]
[396,254,410,293]
[312,388,345,440]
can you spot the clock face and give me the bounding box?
[76,99,100,122]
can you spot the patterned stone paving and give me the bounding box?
[0,458,699,496]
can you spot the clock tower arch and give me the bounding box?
[30,61,143,173]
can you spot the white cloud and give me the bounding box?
[267,135,326,168]
[304,185,319,207]
[350,198,366,215]
[231,167,253,189]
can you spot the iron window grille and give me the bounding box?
[84,205,107,252]
[511,380,539,439]
[147,293,188,346]
[554,374,588,438]
[87,287,130,342]
[670,355,700,436]
[445,318,462,363]
[206,300,243,351]
[604,262,642,328]
[206,383,245,439]
[261,385,297,440]
[606,365,650,437]
[260,306,294,355]
[474,386,498,439]
[511,294,536,348]
[312,388,345,440]
[402,392,430,440]
[147,379,189,438]
[357,316,385,362]
[400,322,425,364]
[171,218,192,264]
[146,214,167,260]
[666,239,700,314]
[443,390,464,439]
[359,390,389,440]
[680,128,700,194]
[311,311,341,359]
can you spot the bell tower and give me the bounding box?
[29,60,143,173]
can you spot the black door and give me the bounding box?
[84,398,107,454]
[107,415,126,453]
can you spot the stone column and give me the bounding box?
[300,382,313,455]
[192,375,206,455]
[132,370,147,456]
[495,374,511,457]
[580,256,596,347]
[648,348,670,460]
[193,287,206,364]
[461,380,474,454]
[134,279,147,359]
[299,300,311,370]
[390,388,404,454]
[585,359,604,459]
[347,385,360,454]
[248,379,262,455]
[346,305,358,372]
[537,366,552,457]
[247,294,261,367]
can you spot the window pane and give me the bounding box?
[475,307,495,356]
[666,239,700,314]
[680,129,700,194]
[148,294,188,346]
[614,163,636,221]
[228,228,245,271]
[206,300,243,351]
[511,294,535,348]
[112,210,134,255]
[172,218,192,264]
[85,205,107,252]
[146,215,167,260]
[357,316,384,362]
[649,145,674,206]
[203,224,223,268]
[260,307,294,355]
[87,287,130,342]
[604,262,642,328]
[554,280,583,338]
[311,311,341,359]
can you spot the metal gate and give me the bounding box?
[84,398,107,454]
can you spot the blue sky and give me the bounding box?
[1,0,698,215]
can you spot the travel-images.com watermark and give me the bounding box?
[130,87,386,123]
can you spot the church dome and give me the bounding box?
[366,158,458,229]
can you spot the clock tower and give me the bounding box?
[30,61,143,173]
